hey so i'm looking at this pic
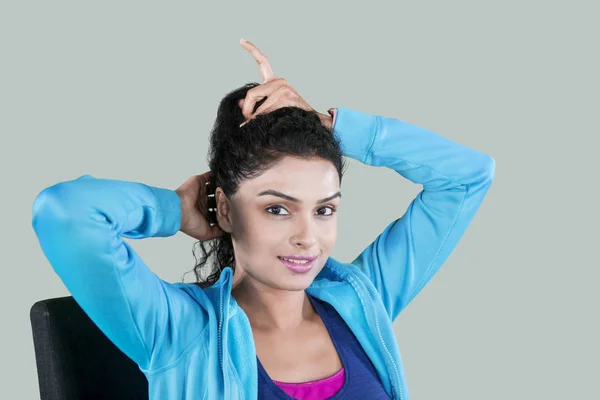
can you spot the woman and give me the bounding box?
[32,40,495,399]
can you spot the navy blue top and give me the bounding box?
[257,294,391,399]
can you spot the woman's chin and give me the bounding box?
[277,269,321,291]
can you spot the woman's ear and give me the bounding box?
[215,187,233,233]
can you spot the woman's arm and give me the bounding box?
[31,174,210,371]
[330,108,495,321]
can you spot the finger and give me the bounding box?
[199,170,212,182]
[240,78,288,119]
[250,86,294,117]
[240,39,276,83]
[253,88,312,117]
[239,88,288,128]
[207,224,223,238]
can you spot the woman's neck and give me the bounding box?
[231,280,316,332]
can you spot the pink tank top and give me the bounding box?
[272,367,346,399]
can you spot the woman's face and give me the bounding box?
[216,155,341,292]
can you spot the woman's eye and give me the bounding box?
[317,206,337,216]
[266,205,337,217]
[266,205,290,216]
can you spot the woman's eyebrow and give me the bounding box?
[257,190,341,204]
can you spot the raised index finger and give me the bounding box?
[240,39,276,83]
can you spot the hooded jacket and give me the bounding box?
[32,107,495,399]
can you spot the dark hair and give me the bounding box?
[186,82,346,287]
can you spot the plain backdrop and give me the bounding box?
[1,1,598,399]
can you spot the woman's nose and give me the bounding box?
[290,218,317,248]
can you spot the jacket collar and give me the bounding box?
[197,258,398,398]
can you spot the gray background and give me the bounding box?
[1,1,597,398]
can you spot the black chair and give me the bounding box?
[30,296,149,400]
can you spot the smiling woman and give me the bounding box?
[189,95,346,289]
[31,39,495,399]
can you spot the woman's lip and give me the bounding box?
[279,257,315,273]
[279,255,318,261]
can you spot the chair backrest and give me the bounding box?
[30,296,149,400]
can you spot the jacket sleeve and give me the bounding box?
[330,108,495,321]
[31,174,209,371]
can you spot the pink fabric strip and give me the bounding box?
[273,367,345,399]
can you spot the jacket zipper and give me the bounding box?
[346,268,404,400]
[218,283,225,372]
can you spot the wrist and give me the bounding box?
[174,190,187,231]
[318,112,333,130]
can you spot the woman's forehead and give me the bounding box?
[238,157,340,200]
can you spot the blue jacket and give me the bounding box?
[32,107,495,399]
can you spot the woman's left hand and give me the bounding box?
[238,39,333,129]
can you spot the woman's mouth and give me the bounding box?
[278,256,316,273]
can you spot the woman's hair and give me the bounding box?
[187,82,346,287]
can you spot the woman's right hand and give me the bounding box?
[175,171,223,241]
